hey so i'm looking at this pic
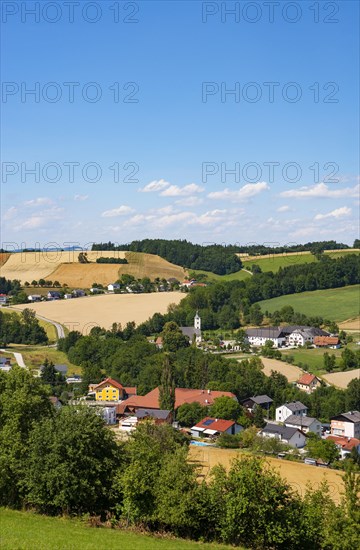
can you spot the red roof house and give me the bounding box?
[326,435,360,459]
[191,417,243,437]
[296,373,321,394]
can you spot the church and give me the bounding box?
[180,311,202,344]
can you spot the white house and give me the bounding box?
[64,293,73,299]
[331,411,360,439]
[0,294,8,305]
[284,414,322,436]
[191,417,243,438]
[108,283,120,292]
[326,435,360,459]
[261,423,306,448]
[276,401,308,422]
[245,327,286,348]
[282,326,329,347]
[28,294,42,302]
[296,373,321,394]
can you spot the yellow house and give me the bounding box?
[93,378,126,402]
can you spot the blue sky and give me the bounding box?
[1,0,359,249]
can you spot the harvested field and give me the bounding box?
[338,317,360,331]
[322,368,360,389]
[189,446,345,503]
[13,292,184,334]
[0,251,185,286]
[0,253,11,267]
[259,357,303,382]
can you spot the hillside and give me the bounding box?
[0,251,186,287]
[0,508,229,550]
[258,285,360,322]
[241,249,359,273]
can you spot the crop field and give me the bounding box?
[258,357,303,382]
[0,251,186,287]
[322,368,360,389]
[339,317,360,331]
[258,285,360,322]
[13,292,184,334]
[0,509,230,550]
[189,447,345,503]
[240,249,359,273]
[0,252,11,267]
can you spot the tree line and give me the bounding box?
[0,309,48,346]
[0,367,359,549]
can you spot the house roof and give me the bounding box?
[193,417,235,433]
[327,435,360,451]
[242,395,273,406]
[136,408,171,420]
[281,401,308,412]
[281,326,329,337]
[93,377,124,391]
[313,336,340,346]
[296,373,319,386]
[262,424,301,440]
[331,411,360,423]
[117,387,236,414]
[246,327,284,339]
[155,336,163,344]
[285,415,318,427]
[124,386,137,395]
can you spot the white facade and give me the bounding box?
[285,418,321,437]
[261,428,306,448]
[194,312,201,330]
[108,283,120,292]
[276,403,308,422]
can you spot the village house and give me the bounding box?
[93,378,129,402]
[0,357,12,372]
[284,414,322,436]
[107,283,120,292]
[276,401,308,422]
[241,395,273,414]
[281,326,329,346]
[28,294,42,302]
[261,423,307,448]
[326,435,360,459]
[47,291,61,300]
[0,294,8,305]
[191,417,243,438]
[296,373,321,394]
[117,387,237,415]
[64,293,73,299]
[119,409,172,433]
[313,336,341,349]
[245,327,286,348]
[72,289,86,297]
[330,411,360,439]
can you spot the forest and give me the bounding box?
[0,309,48,345]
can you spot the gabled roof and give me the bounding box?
[124,386,137,395]
[193,417,235,433]
[262,424,301,440]
[280,401,308,412]
[135,408,171,420]
[297,374,319,386]
[117,387,236,414]
[327,435,360,451]
[180,327,201,339]
[93,377,124,391]
[313,336,340,346]
[242,395,273,406]
[285,415,318,427]
[331,411,360,423]
[281,326,329,337]
[246,327,284,339]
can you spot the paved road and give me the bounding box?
[0,348,26,369]
[34,314,65,340]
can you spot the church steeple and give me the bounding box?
[194,310,201,330]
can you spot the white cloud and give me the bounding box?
[74,194,88,201]
[23,197,54,207]
[277,205,290,212]
[314,206,352,220]
[208,181,269,201]
[3,206,17,220]
[175,196,203,207]
[281,182,360,199]
[138,179,170,192]
[101,205,134,218]
[160,183,204,197]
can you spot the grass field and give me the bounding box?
[258,285,360,322]
[0,509,230,550]
[1,307,57,343]
[188,268,251,282]
[280,348,343,374]
[241,249,359,274]
[189,447,345,503]
[13,292,184,335]
[0,251,186,287]
[4,345,81,375]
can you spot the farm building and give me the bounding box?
[313,336,341,349]
[296,373,321,394]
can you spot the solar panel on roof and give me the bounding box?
[203,419,214,426]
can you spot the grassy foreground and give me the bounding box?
[258,285,360,322]
[0,509,231,550]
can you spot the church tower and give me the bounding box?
[194,310,201,330]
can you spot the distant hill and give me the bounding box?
[0,251,186,287]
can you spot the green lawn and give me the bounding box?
[258,285,360,322]
[281,348,341,375]
[190,269,251,282]
[0,509,231,550]
[242,249,359,274]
